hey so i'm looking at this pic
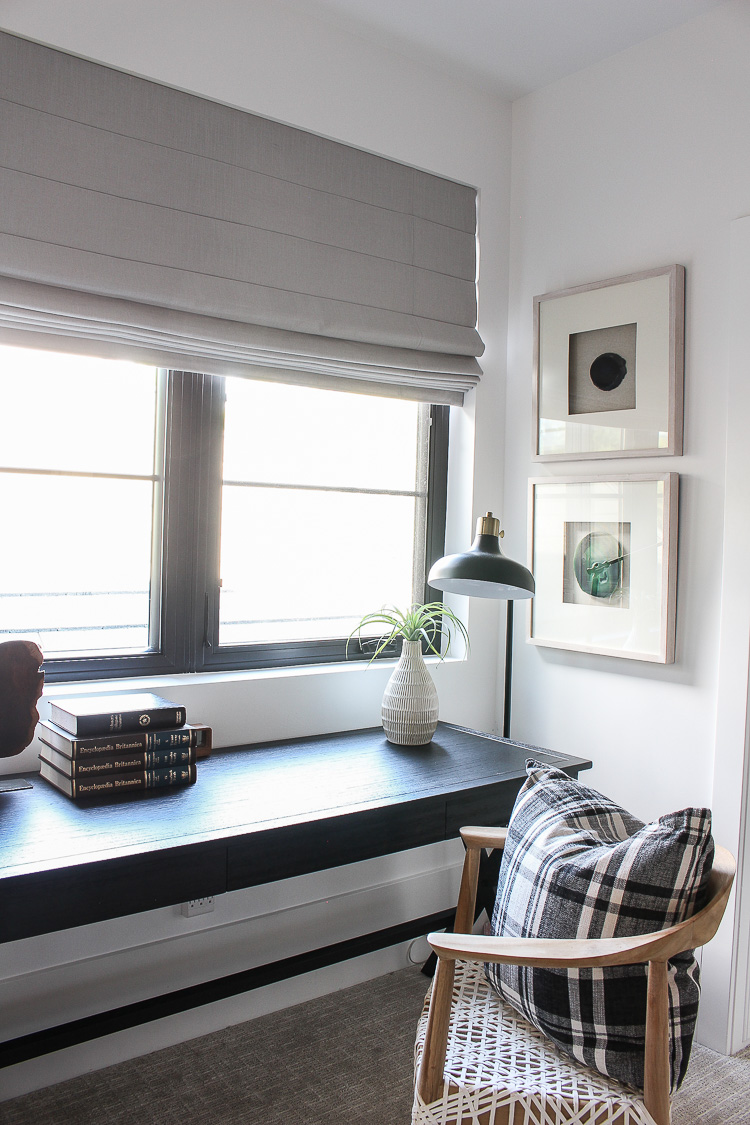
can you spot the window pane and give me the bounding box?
[218,378,429,649]
[219,487,418,644]
[0,475,156,654]
[0,346,162,659]
[0,345,157,476]
[222,379,421,492]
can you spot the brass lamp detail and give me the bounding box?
[477,512,502,538]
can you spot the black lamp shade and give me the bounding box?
[428,514,535,601]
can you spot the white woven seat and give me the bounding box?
[413,959,656,1125]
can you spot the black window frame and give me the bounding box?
[40,370,450,683]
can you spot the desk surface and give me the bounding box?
[0,723,590,943]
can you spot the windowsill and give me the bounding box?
[41,653,461,698]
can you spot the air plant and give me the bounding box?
[347,602,469,662]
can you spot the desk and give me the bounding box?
[1,724,590,1065]
[1,722,590,945]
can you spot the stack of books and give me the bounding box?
[37,692,212,800]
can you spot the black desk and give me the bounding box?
[1,722,590,945]
[1,723,591,1065]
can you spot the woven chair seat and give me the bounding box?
[412,959,657,1125]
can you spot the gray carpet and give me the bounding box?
[672,1036,750,1125]
[2,966,749,1124]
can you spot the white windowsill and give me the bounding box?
[41,652,460,698]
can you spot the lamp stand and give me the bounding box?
[503,601,513,740]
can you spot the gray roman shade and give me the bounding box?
[0,31,483,404]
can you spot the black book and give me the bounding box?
[37,719,212,759]
[39,757,197,799]
[40,744,196,778]
[47,693,186,737]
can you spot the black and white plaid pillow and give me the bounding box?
[486,762,714,1093]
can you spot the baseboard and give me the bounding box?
[1,907,451,1069]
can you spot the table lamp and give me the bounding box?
[428,512,535,739]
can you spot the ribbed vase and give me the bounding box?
[381,639,439,746]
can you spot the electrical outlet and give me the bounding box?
[181,896,215,917]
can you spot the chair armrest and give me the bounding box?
[433,845,736,968]
[427,926,690,968]
[460,826,508,850]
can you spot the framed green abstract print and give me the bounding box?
[529,474,678,662]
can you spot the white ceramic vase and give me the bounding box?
[381,638,439,746]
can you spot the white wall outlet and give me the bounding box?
[181,896,215,917]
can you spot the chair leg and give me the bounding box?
[416,956,456,1105]
[644,959,671,1125]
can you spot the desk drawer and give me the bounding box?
[0,842,227,943]
[227,797,445,891]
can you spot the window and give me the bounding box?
[1,345,449,681]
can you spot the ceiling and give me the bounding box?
[287,0,728,98]
[0,0,729,100]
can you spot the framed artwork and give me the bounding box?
[529,474,678,663]
[533,265,685,460]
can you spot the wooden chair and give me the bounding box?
[413,826,736,1125]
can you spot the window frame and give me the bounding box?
[38,369,450,683]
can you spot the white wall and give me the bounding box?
[0,0,513,1098]
[506,0,750,1051]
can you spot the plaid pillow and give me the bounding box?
[486,762,714,1093]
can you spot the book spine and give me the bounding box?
[42,725,207,758]
[144,727,197,750]
[73,707,187,736]
[42,747,196,777]
[72,764,196,798]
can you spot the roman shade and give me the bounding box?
[0,31,484,404]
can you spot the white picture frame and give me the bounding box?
[533,265,685,461]
[529,474,678,663]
